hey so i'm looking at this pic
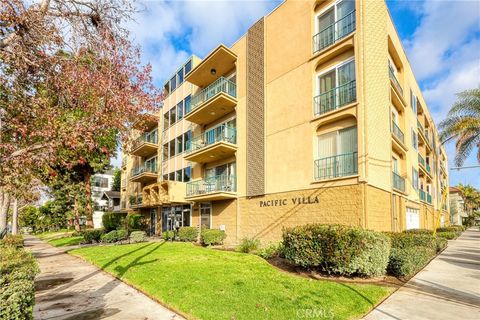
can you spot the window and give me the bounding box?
[93,177,109,188]
[163,112,169,130]
[411,128,418,150]
[185,60,192,75]
[176,169,183,182]
[316,126,358,179]
[183,131,191,152]
[170,75,176,91]
[177,69,184,86]
[176,135,183,154]
[177,101,184,120]
[392,157,398,173]
[144,156,157,172]
[169,172,175,181]
[200,203,212,229]
[410,90,417,114]
[184,95,191,114]
[163,143,168,160]
[316,59,356,114]
[169,139,175,158]
[163,174,168,181]
[412,168,419,190]
[183,166,191,182]
[169,107,176,126]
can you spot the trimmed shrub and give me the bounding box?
[385,232,438,252]
[125,213,144,232]
[201,229,226,246]
[71,230,84,237]
[162,230,175,241]
[0,246,40,320]
[282,224,391,277]
[236,237,260,253]
[403,229,433,235]
[436,231,457,240]
[1,235,24,248]
[102,212,126,232]
[387,246,435,278]
[256,242,284,260]
[437,226,465,232]
[177,227,198,242]
[435,237,448,252]
[129,231,148,243]
[82,228,104,244]
[101,229,128,243]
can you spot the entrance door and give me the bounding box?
[406,207,420,230]
[150,208,157,235]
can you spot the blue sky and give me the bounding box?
[115,0,480,188]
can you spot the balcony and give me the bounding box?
[186,175,236,201]
[185,44,237,88]
[184,77,237,125]
[392,172,405,193]
[129,194,143,208]
[313,80,356,117]
[427,193,432,204]
[313,11,356,54]
[121,157,127,168]
[184,126,237,163]
[130,163,158,184]
[131,132,158,157]
[121,178,126,190]
[389,64,403,97]
[418,153,431,176]
[314,152,358,180]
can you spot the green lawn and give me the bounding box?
[71,242,391,320]
[36,229,71,241]
[48,236,84,247]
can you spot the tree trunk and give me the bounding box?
[11,197,18,235]
[84,173,93,228]
[0,191,10,232]
[74,196,80,232]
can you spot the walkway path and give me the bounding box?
[25,236,183,320]
[365,228,480,320]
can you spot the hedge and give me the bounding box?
[282,224,391,277]
[236,238,260,253]
[256,242,284,260]
[438,225,465,232]
[125,213,144,232]
[177,227,198,242]
[129,231,148,243]
[83,228,105,243]
[385,232,439,252]
[403,229,433,235]
[201,229,226,246]
[0,246,40,320]
[162,230,175,241]
[102,212,126,232]
[101,229,128,243]
[436,231,458,240]
[387,246,435,278]
[1,235,24,249]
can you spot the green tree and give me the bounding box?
[457,184,480,217]
[19,206,40,232]
[112,168,121,192]
[439,88,480,166]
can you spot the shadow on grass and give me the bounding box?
[339,283,375,306]
[112,242,165,278]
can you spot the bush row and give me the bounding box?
[282,224,391,277]
[81,228,148,244]
[161,227,226,246]
[0,235,24,249]
[281,224,452,279]
[102,212,144,232]
[0,239,40,320]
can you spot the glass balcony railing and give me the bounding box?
[427,193,432,204]
[314,152,358,180]
[417,119,424,133]
[186,77,237,114]
[186,175,236,197]
[133,131,158,148]
[391,121,405,144]
[131,162,157,177]
[313,11,356,54]
[418,153,426,167]
[388,64,403,96]
[426,163,431,173]
[392,172,405,192]
[313,80,356,116]
[186,126,236,154]
[419,189,426,202]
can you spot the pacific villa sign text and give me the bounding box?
[259,196,320,207]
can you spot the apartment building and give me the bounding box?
[121,0,450,245]
[91,171,115,228]
[449,187,467,226]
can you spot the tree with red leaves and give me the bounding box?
[0,0,161,232]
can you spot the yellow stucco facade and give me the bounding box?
[120,0,450,245]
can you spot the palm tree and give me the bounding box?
[457,184,480,216]
[439,88,480,166]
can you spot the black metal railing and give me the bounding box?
[313,11,356,54]
[313,80,356,116]
[314,152,358,180]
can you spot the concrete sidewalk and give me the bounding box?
[365,228,480,320]
[26,236,183,320]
